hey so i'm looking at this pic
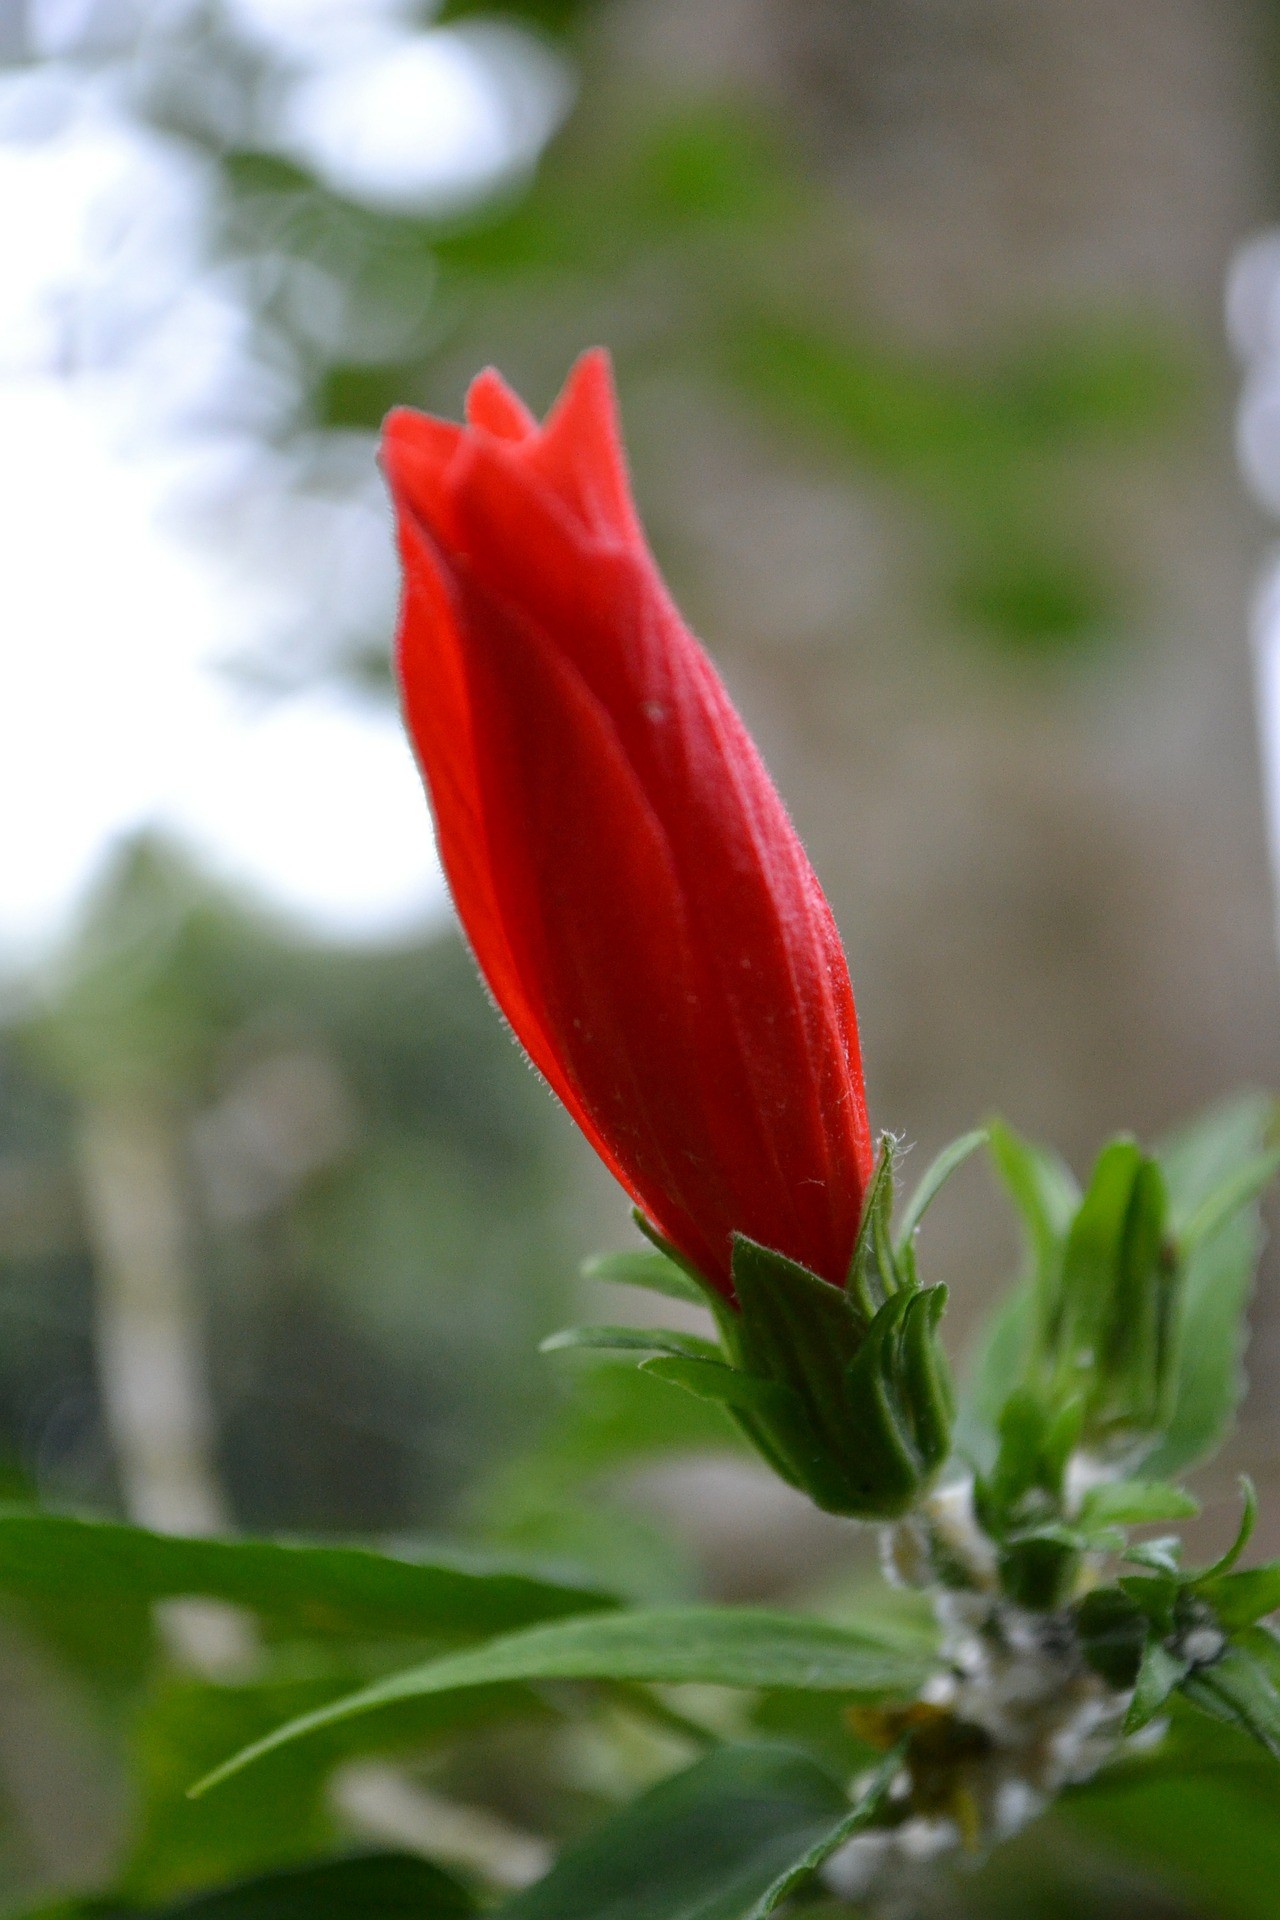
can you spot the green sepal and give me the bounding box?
[846,1135,901,1318]
[729,1235,880,1513]
[572,1170,955,1520]
[727,1235,953,1519]
[840,1285,954,1514]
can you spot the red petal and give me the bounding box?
[383,351,873,1294]
[391,492,635,1205]
[466,367,538,442]
[525,349,644,545]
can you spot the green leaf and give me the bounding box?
[541,1326,723,1364]
[953,1284,1035,1473]
[582,1249,709,1308]
[116,1669,536,1904]
[1077,1481,1200,1528]
[1064,1698,1280,1920]
[1075,1586,1148,1688]
[1160,1093,1278,1231]
[1123,1638,1190,1733]
[1059,1136,1143,1382]
[194,1609,933,1795]
[162,1852,475,1917]
[1179,1147,1280,1256]
[1182,1641,1280,1760]
[14,1853,475,1920]
[1140,1205,1261,1477]
[120,1673,347,1900]
[496,1742,899,1920]
[893,1129,987,1256]
[1201,1564,1280,1629]
[638,1357,802,1421]
[0,1508,616,1643]
[957,1120,1079,1466]
[846,1137,898,1313]
[1124,1537,1183,1577]
[632,1213,739,1346]
[987,1118,1079,1294]
[1198,1477,1259,1581]
[1144,1096,1275,1477]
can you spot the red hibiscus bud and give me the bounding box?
[382,349,874,1301]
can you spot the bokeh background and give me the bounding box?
[6,1,1280,1913]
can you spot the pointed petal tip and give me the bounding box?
[466,366,538,441]
[558,345,620,426]
[379,407,468,512]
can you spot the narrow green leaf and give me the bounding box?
[638,1356,801,1420]
[496,1742,900,1920]
[742,1744,902,1920]
[583,1249,710,1308]
[1064,1694,1280,1920]
[1182,1642,1280,1760]
[1124,1639,1190,1733]
[1055,1138,1144,1371]
[1179,1148,1280,1257]
[0,1509,616,1643]
[1144,1096,1275,1477]
[1077,1481,1200,1528]
[1124,1538,1183,1577]
[1159,1093,1278,1230]
[1201,1564,1280,1629]
[633,1212,738,1342]
[541,1326,723,1364]
[193,1610,933,1796]
[986,1118,1079,1285]
[1198,1478,1259,1581]
[161,1851,475,1918]
[23,1853,477,1920]
[115,1668,512,1900]
[894,1129,987,1255]
[1075,1586,1148,1688]
[953,1283,1035,1473]
[846,1136,897,1313]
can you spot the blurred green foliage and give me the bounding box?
[2,839,579,1532]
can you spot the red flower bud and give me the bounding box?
[382,349,873,1298]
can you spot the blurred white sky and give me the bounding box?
[1230,231,1280,946]
[0,0,569,966]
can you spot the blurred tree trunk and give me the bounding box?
[603,0,1280,1554]
[78,1097,251,1671]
